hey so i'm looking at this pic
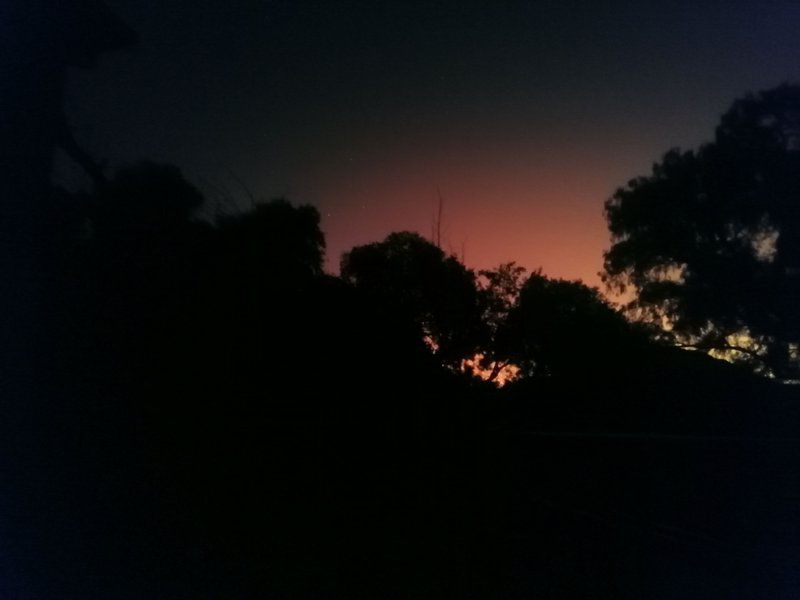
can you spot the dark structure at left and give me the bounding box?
[0,3,136,596]
[0,0,136,404]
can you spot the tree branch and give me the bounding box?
[675,341,764,360]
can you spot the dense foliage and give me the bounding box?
[604,84,800,377]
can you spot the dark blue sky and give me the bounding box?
[63,0,800,284]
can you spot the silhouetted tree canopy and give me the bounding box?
[215,198,326,282]
[502,272,646,378]
[474,261,527,382]
[604,84,800,377]
[12,155,797,599]
[93,161,204,236]
[341,232,484,367]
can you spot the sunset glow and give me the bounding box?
[65,2,800,291]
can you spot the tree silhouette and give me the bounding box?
[474,261,527,382]
[93,162,204,231]
[604,84,800,377]
[502,272,646,378]
[214,198,325,282]
[341,231,484,368]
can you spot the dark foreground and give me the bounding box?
[4,375,798,599]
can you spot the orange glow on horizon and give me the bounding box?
[306,138,629,291]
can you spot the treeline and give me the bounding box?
[47,160,751,406]
[25,155,793,600]
[5,2,799,594]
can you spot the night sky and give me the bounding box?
[62,0,800,286]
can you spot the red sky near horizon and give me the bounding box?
[66,1,800,292]
[312,144,617,287]
[263,118,718,289]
